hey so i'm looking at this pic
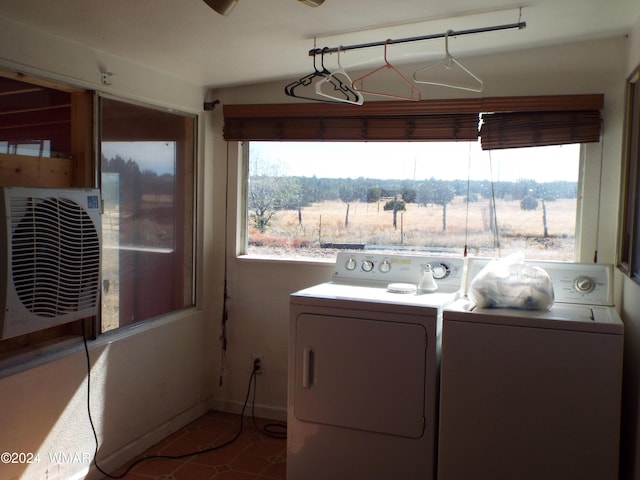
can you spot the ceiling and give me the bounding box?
[0,0,638,90]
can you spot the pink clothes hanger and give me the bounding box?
[351,40,421,102]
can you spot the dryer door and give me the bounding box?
[294,313,427,438]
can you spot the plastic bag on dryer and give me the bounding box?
[468,253,555,310]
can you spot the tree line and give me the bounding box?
[249,174,577,233]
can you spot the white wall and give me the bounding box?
[620,14,640,480]
[0,16,214,480]
[209,36,630,422]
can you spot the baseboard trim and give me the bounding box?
[83,399,211,480]
[211,398,287,422]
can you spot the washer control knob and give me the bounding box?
[379,260,391,273]
[362,260,374,272]
[574,275,595,293]
[345,258,357,271]
[432,263,451,280]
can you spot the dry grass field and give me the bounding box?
[248,196,577,261]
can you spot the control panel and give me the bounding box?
[331,252,465,293]
[540,261,613,305]
[465,258,614,306]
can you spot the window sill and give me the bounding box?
[236,253,335,267]
[0,334,84,380]
[0,307,201,380]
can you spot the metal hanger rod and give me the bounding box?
[309,21,526,56]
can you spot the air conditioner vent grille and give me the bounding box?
[10,195,101,318]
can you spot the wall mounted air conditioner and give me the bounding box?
[0,187,102,340]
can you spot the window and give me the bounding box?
[620,65,640,281]
[245,141,580,261]
[0,74,197,361]
[0,74,93,359]
[0,76,72,159]
[227,95,601,263]
[100,97,196,332]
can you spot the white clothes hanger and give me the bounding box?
[315,47,364,105]
[413,30,484,93]
[352,40,421,102]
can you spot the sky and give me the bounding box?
[101,141,176,175]
[249,141,580,183]
[99,140,580,183]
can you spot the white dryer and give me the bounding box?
[438,258,624,480]
[287,252,464,480]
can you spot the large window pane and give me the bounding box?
[246,141,580,261]
[100,98,195,332]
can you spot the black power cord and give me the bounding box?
[250,372,287,439]
[81,323,285,479]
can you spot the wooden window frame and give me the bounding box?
[619,66,640,281]
[0,72,95,359]
[98,95,197,332]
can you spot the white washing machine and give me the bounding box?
[287,252,464,480]
[438,258,624,480]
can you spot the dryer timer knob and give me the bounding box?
[574,275,595,293]
[432,263,451,280]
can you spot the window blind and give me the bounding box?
[223,98,481,142]
[223,113,480,141]
[222,94,604,146]
[479,110,602,150]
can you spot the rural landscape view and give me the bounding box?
[247,174,578,261]
[247,142,580,262]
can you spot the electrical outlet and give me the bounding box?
[252,355,263,374]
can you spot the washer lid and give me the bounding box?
[444,302,623,334]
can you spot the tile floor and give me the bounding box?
[105,410,286,480]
